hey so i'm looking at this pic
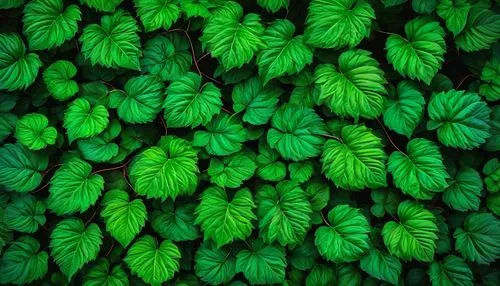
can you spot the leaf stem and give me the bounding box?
[320,212,332,227]
[375,117,405,155]
[456,74,477,89]
[85,206,99,226]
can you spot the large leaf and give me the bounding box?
[386,17,446,84]
[195,186,256,247]
[50,218,103,279]
[4,194,45,233]
[443,167,482,212]
[255,181,312,246]
[360,248,402,285]
[124,235,181,285]
[0,236,48,285]
[63,98,109,143]
[427,90,491,150]
[480,58,500,102]
[436,0,471,35]
[47,158,104,215]
[134,0,180,32]
[151,200,199,241]
[0,33,42,91]
[83,259,129,286]
[194,241,236,285]
[23,0,81,50]
[200,1,264,70]
[235,239,286,285]
[101,189,147,248]
[315,205,371,262]
[321,124,387,190]
[207,152,257,188]
[428,255,474,286]
[164,72,222,128]
[267,103,326,161]
[455,6,500,52]
[388,138,449,200]
[304,0,375,49]
[454,212,500,264]
[43,60,79,101]
[15,113,57,150]
[79,10,141,70]
[0,143,48,193]
[129,136,198,199]
[382,200,438,262]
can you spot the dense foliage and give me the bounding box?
[0,0,500,285]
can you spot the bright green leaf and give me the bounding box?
[207,152,256,188]
[83,259,129,286]
[455,6,500,52]
[80,0,123,12]
[443,167,482,212]
[360,248,402,285]
[63,98,109,143]
[194,241,236,285]
[15,113,57,150]
[134,0,181,32]
[428,255,474,286]
[4,194,45,233]
[43,60,79,101]
[436,0,471,35]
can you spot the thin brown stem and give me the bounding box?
[106,240,115,258]
[456,74,477,89]
[317,133,343,142]
[201,72,223,85]
[100,80,117,90]
[320,212,332,227]
[33,181,50,193]
[376,30,398,36]
[159,115,168,135]
[85,206,99,226]
[221,107,234,115]
[375,117,405,154]
[196,53,210,64]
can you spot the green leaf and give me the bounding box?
[386,17,446,84]
[321,124,387,190]
[436,0,471,35]
[382,0,407,7]
[0,0,24,9]
[193,113,247,156]
[257,19,313,84]
[255,142,287,181]
[235,239,286,285]
[315,205,371,262]
[232,77,282,126]
[479,57,500,101]
[23,0,81,50]
[15,113,57,150]
[315,49,387,119]
[164,72,222,128]
[483,158,500,193]
[112,75,165,124]
[194,241,236,285]
[427,90,491,149]
[305,265,335,286]
[80,0,123,12]
[443,168,482,212]
[129,136,198,199]
[0,112,17,142]
[79,10,141,70]
[257,0,288,13]
[77,119,121,163]
[433,209,451,255]
[267,104,326,161]
[180,0,215,18]
[0,143,48,193]
[151,200,199,241]
[289,236,318,270]
[383,81,425,138]
[200,1,264,70]
[388,138,449,200]
[428,255,474,286]
[101,189,147,248]
[0,33,42,91]
[63,98,109,143]
[455,6,500,52]
[0,236,48,285]
[4,194,45,233]
[382,200,438,262]
[195,186,256,247]
[304,0,375,49]
[360,248,402,285]
[207,152,257,188]
[289,68,320,108]
[487,193,500,216]
[289,161,313,183]
[83,259,129,286]
[256,181,312,246]
[134,0,181,32]
[412,0,437,14]
[370,189,401,218]
[50,218,103,279]
[141,33,192,81]
[305,181,330,213]
[124,235,181,285]
[454,212,500,264]
[43,60,79,101]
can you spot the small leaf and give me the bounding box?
[255,142,287,181]
[360,248,402,285]
[77,119,121,163]
[15,113,57,150]
[134,0,181,32]
[436,0,471,35]
[194,241,236,285]
[429,255,474,286]
[151,200,199,242]
[257,0,288,13]
[455,6,500,52]
[43,60,79,101]
[483,158,500,193]
[4,194,45,233]
[289,161,313,183]
[443,168,482,212]
[80,0,123,12]
[370,189,401,218]
[63,98,109,143]
[412,0,437,14]
[207,152,257,188]
[479,57,500,101]
[83,259,129,286]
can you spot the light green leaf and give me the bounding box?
[195,186,256,247]
[479,57,500,101]
[15,113,57,150]
[455,6,500,52]
[77,119,121,163]
[151,200,199,241]
[315,205,371,262]
[412,0,437,14]
[80,10,141,70]
[124,235,180,285]
[0,236,48,285]
[5,194,45,233]
[63,98,109,143]
[386,17,446,84]
[23,0,81,50]
[443,168,482,212]
[429,255,474,286]
[383,81,425,138]
[388,138,449,200]
[483,158,500,193]
[50,218,103,279]
[427,90,491,149]
[232,77,282,126]
[288,161,313,183]
[235,239,286,285]
[80,0,123,12]
[200,1,264,70]
[194,241,236,285]
[267,103,326,161]
[256,181,312,246]
[370,189,401,218]
[0,33,42,91]
[360,248,402,285]
[289,68,320,108]
[180,0,215,18]
[134,0,180,32]
[315,49,387,119]
[83,259,129,286]
[304,0,375,49]
[43,60,79,101]
[164,72,222,128]
[257,0,288,13]
[255,142,287,181]
[101,189,147,248]
[436,0,471,35]
[207,152,256,188]
[454,212,500,264]
[321,124,387,190]
[382,200,438,262]
[0,143,48,193]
